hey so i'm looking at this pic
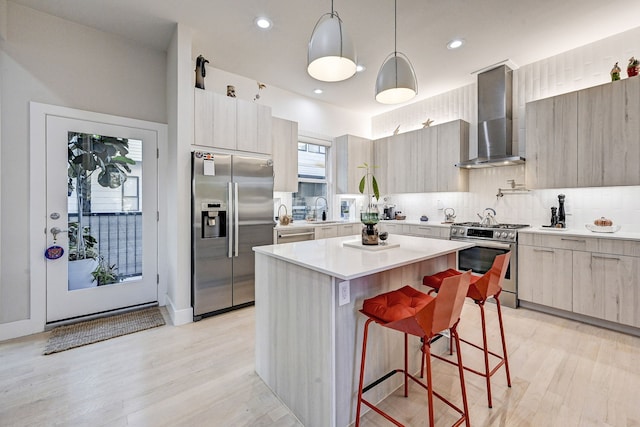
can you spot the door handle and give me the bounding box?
[228,182,233,258]
[234,182,239,257]
[50,227,68,239]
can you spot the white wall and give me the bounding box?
[0,2,166,325]
[164,23,194,326]
[373,25,640,232]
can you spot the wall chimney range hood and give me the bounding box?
[456,64,525,169]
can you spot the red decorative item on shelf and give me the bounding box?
[627,57,639,77]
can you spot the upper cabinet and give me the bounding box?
[577,77,640,187]
[526,77,640,189]
[372,120,469,195]
[525,92,578,189]
[194,88,272,155]
[272,117,299,192]
[335,135,372,194]
[436,120,469,192]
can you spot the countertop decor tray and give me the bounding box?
[585,224,621,233]
[343,240,400,251]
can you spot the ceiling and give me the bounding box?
[11,0,640,116]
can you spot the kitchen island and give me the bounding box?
[253,234,474,427]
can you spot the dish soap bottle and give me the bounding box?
[322,210,326,221]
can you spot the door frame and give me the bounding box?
[28,102,168,334]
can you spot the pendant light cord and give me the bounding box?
[394,0,398,86]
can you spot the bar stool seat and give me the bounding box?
[422,253,512,408]
[355,272,472,427]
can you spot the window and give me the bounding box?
[292,141,329,220]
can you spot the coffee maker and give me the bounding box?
[383,204,396,220]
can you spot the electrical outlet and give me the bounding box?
[338,281,350,306]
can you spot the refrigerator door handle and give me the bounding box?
[234,182,239,257]
[228,181,233,258]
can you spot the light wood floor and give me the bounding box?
[1,302,639,426]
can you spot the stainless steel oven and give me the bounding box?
[450,222,528,308]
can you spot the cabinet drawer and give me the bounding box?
[597,238,640,257]
[337,223,359,236]
[409,225,440,238]
[518,233,598,251]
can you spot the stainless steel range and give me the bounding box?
[449,222,529,308]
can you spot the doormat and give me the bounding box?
[43,307,165,355]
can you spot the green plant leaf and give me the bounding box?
[358,176,366,194]
[372,176,380,200]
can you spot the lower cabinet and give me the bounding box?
[337,223,360,237]
[518,245,573,311]
[377,223,449,240]
[314,225,338,240]
[573,252,640,328]
[519,233,640,328]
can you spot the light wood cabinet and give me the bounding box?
[272,117,299,192]
[372,137,390,194]
[519,232,640,328]
[194,88,272,154]
[525,92,578,189]
[573,251,640,328]
[335,135,372,195]
[437,120,469,192]
[314,225,338,240]
[372,120,469,195]
[337,223,360,237]
[525,77,640,189]
[406,225,449,240]
[518,245,573,311]
[577,77,640,187]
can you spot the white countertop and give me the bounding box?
[520,226,640,241]
[380,219,453,227]
[253,234,474,280]
[273,220,360,229]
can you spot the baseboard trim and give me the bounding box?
[0,318,44,342]
[165,295,193,326]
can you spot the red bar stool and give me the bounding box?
[355,271,472,427]
[422,253,512,408]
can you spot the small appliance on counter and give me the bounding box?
[383,204,396,220]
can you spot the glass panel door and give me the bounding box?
[46,116,158,322]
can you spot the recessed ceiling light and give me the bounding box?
[255,17,272,29]
[314,89,323,94]
[356,64,366,72]
[447,39,465,50]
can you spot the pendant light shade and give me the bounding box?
[375,52,417,104]
[375,0,417,104]
[307,8,357,82]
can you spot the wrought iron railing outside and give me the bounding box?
[69,212,142,279]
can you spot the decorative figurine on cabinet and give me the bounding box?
[227,85,236,98]
[627,57,639,77]
[195,55,209,89]
[610,62,621,81]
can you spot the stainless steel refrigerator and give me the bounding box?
[191,151,274,320]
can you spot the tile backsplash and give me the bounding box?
[385,165,640,232]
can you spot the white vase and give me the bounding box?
[68,258,99,291]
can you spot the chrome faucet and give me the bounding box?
[314,197,328,221]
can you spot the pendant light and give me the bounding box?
[375,0,417,104]
[307,0,357,82]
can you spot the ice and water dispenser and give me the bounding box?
[200,201,227,238]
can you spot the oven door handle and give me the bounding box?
[453,238,513,250]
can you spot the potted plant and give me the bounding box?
[67,221,100,290]
[357,163,381,245]
[627,57,639,77]
[91,256,119,286]
[67,132,135,289]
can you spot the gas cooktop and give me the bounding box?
[452,222,530,230]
